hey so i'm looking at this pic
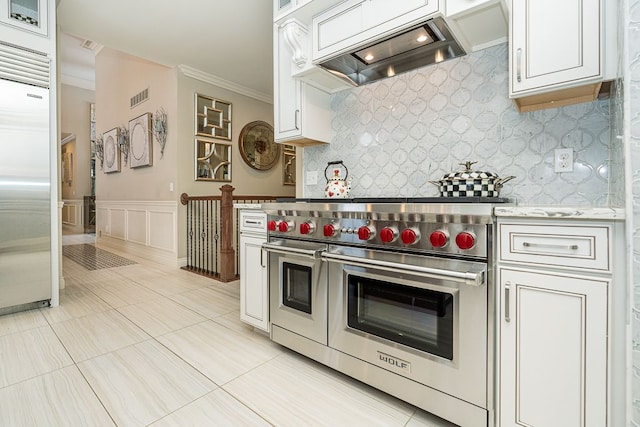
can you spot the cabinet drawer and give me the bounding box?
[240,210,267,234]
[499,223,610,272]
[312,0,437,61]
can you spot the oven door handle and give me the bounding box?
[321,251,485,286]
[262,242,322,259]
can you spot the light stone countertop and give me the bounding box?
[234,203,625,219]
[494,206,625,220]
[233,203,263,209]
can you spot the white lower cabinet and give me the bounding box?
[497,218,616,427]
[240,234,268,332]
[498,267,607,427]
[239,210,269,332]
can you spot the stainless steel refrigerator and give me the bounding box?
[0,45,52,313]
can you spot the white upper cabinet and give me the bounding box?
[274,20,332,146]
[273,0,343,24]
[507,0,619,111]
[445,0,508,52]
[274,0,297,17]
[510,0,601,96]
[0,0,50,53]
[312,0,439,62]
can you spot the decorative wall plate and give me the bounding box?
[239,121,279,171]
[129,113,153,168]
[103,127,120,173]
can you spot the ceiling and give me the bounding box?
[56,0,274,100]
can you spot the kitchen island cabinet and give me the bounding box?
[496,213,626,427]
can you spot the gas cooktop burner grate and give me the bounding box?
[276,196,513,204]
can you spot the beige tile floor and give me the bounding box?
[0,235,457,427]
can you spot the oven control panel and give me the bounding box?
[267,214,488,258]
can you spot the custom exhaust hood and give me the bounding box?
[317,16,465,86]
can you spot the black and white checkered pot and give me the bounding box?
[429,161,515,198]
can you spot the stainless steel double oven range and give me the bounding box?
[262,197,507,427]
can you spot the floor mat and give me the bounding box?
[62,244,137,270]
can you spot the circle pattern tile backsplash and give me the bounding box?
[305,43,623,207]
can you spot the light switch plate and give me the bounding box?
[306,171,317,185]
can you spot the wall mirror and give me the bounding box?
[195,93,231,140]
[195,138,231,181]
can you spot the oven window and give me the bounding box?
[282,262,312,314]
[347,275,454,360]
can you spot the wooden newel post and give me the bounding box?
[219,184,235,282]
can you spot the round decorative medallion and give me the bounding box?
[238,121,280,171]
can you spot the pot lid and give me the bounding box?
[443,161,499,180]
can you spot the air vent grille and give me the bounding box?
[0,42,49,88]
[81,39,97,50]
[130,88,149,108]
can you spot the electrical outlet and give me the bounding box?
[554,148,573,172]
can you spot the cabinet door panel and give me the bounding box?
[526,0,581,77]
[313,0,438,61]
[316,1,365,51]
[274,24,302,140]
[500,268,607,427]
[0,0,47,36]
[240,234,269,331]
[363,0,429,29]
[510,0,601,95]
[517,285,584,426]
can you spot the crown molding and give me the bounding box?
[60,72,95,91]
[178,65,273,104]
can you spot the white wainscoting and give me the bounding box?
[61,199,82,226]
[61,199,85,235]
[95,200,179,266]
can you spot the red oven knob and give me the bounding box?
[429,230,449,248]
[278,220,294,232]
[299,221,315,235]
[357,225,375,241]
[380,227,397,243]
[401,228,420,245]
[455,231,476,250]
[323,224,338,237]
[267,220,280,232]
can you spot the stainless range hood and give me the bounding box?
[317,16,465,86]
